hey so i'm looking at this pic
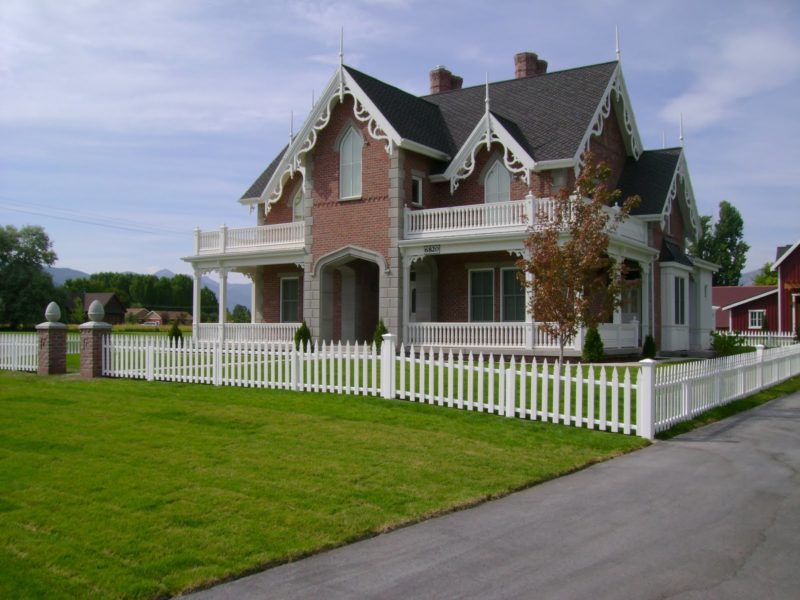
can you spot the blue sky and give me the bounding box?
[1,0,799,284]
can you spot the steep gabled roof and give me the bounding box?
[774,240,800,268]
[242,145,288,202]
[422,62,618,162]
[659,238,694,267]
[617,148,682,215]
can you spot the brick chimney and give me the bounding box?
[430,65,463,94]
[514,52,548,78]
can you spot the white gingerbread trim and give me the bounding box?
[574,63,643,175]
[661,150,700,240]
[442,113,535,194]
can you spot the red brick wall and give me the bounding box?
[264,174,302,225]
[261,265,303,323]
[589,108,628,187]
[435,252,519,322]
[310,95,391,265]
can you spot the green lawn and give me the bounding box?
[0,370,646,599]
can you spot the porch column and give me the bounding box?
[611,253,622,325]
[525,271,534,349]
[250,266,264,324]
[218,268,228,343]
[192,267,202,327]
[640,262,651,341]
[402,255,412,345]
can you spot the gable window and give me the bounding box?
[411,176,423,207]
[339,127,363,200]
[748,309,765,329]
[469,269,494,322]
[292,189,303,222]
[674,276,686,325]
[551,169,568,195]
[501,268,525,322]
[484,161,511,203]
[280,277,300,323]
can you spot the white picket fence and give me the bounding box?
[652,344,800,433]
[717,330,796,348]
[67,333,80,355]
[0,333,38,372]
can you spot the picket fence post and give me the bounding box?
[504,361,516,418]
[381,334,396,399]
[290,343,300,391]
[755,344,764,390]
[213,341,222,386]
[637,359,656,440]
[145,343,154,382]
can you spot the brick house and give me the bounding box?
[183,51,716,355]
[714,241,800,334]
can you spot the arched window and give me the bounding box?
[484,160,511,203]
[339,127,363,200]
[292,189,303,222]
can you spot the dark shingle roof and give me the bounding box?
[776,245,791,262]
[242,61,620,199]
[423,62,618,161]
[617,148,682,216]
[241,145,287,200]
[659,238,694,267]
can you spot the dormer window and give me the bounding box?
[484,160,510,203]
[292,189,303,222]
[339,127,363,200]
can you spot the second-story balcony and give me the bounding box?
[403,195,647,245]
[192,222,305,257]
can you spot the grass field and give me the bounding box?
[0,370,646,599]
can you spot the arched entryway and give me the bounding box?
[317,248,384,344]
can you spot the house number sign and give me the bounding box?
[423,245,441,255]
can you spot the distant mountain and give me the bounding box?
[739,269,758,286]
[45,266,90,286]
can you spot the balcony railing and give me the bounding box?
[403,195,647,244]
[193,222,304,255]
[195,323,300,342]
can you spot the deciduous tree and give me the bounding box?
[689,201,749,286]
[753,262,777,286]
[0,225,57,328]
[516,155,639,361]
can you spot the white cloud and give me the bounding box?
[660,27,800,129]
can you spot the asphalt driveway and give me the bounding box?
[184,392,800,600]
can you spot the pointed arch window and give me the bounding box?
[484,160,511,203]
[339,127,363,200]
[292,189,303,222]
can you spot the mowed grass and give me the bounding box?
[0,370,646,599]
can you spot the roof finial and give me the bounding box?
[484,72,490,115]
[289,110,294,146]
[339,26,344,67]
[679,113,684,147]
[615,25,621,61]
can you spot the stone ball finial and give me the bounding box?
[87,299,105,322]
[45,301,61,323]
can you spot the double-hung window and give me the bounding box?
[501,268,525,321]
[748,310,765,329]
[339,128,363,200]
[470,270,494,322]
[484,161,510,203]
[674,276,686,325]
[292,189,303,221]
[280,277,299,323]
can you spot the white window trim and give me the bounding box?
[500,267,525,322]
[339,126,363,201]
[411,175,423,207]
[468,268,495,323]
[483,160,511,204]
[748,309,765,330]
[280,276,300,323]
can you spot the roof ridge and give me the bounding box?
[344,64,441,108]
[420,60,619,98]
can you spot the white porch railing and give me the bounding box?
[407,322,529,348]
[598,322,639,349]
[403,195,647,244]
[194,222,304,255]
[404,199,530,239]
[194,323,300,343]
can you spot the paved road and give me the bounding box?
[185,393,800,600]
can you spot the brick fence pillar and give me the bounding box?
[79,299,112,378]
[36,301,67,375]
